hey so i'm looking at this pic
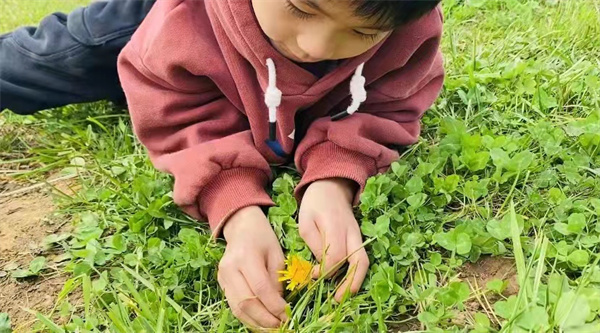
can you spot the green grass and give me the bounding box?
[0,0,90,32]
[1,0,600,332]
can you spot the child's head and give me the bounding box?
[252,0,441,63]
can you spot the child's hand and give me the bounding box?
[298,178,369,302]
[219,206,288,329]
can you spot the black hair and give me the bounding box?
[350,0,441,29]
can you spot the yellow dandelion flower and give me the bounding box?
[278,254,313,291]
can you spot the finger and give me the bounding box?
[335,231,370,302]
[218,269,260,328]
[221,269,281,328]
[298,218,324,262]
[243,258,288,322]
[267,250,285,296]
[312,222,347,279]
[267,252,289,323]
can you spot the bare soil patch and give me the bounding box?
[0,177,76,331]
[451,256,519,328]
[462,256,519,298]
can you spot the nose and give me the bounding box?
[296,30,336,61]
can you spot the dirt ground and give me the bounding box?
[457,256,519,328]
[462,256,519,297]
[0,176,76,332]
[387,256,518,332]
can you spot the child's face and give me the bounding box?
[252,0,391,63]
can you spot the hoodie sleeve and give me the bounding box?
[117,16,274,237]
[294,36,444,205]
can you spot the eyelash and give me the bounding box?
[285,0,380,43]
[354,31,379,43]
[285,0,314,20]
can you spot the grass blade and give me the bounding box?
[34,312,65,333]
[509,201,527,295]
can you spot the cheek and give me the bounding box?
[336,32,390,59]
[334,41,379,60]
[251,0,293,43]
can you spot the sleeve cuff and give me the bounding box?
[294,141,378,206]
[199,168,275,238]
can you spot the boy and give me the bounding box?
[1,0,443,329]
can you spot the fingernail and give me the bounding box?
[311,266,319,279]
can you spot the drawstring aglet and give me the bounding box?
[331,111,350,121]
[269,121,277,141]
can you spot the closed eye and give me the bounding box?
[353,30,380,42]
[285,0,314,20]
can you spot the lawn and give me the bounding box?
[1,0,599,332]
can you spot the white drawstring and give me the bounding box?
[346,63,367,115]
[331,62,367,120]
[265,58,282,124]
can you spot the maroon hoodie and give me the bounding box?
[117,0,444,236]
